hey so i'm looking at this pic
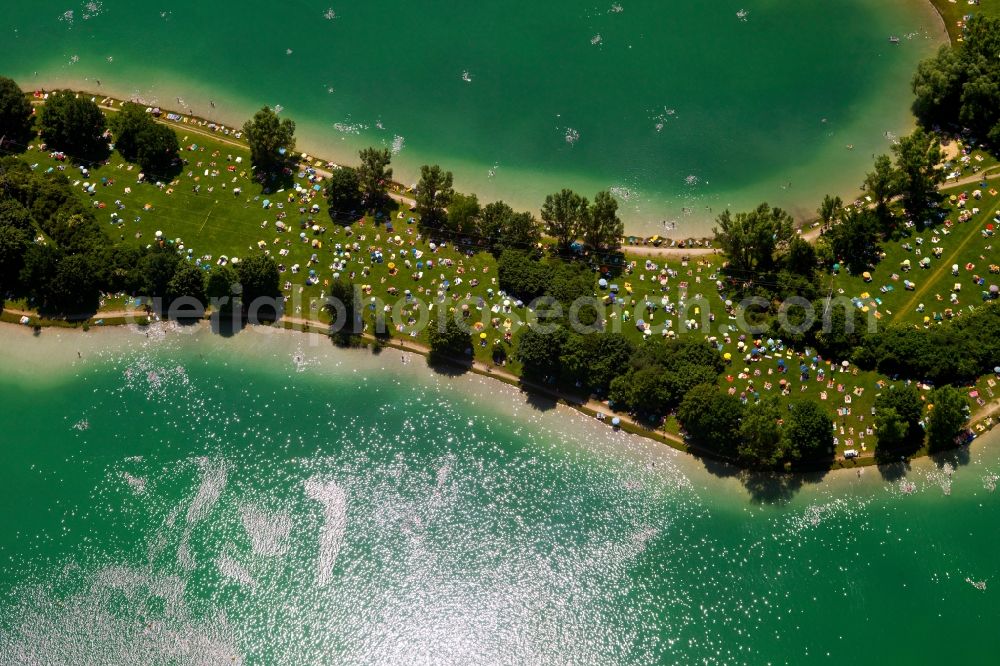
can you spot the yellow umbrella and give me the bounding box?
[480,332,487,339]
[723,352,732,360]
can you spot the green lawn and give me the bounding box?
[13,104,997,461]
[930,0,1000,43]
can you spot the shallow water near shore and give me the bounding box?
[0,0,943,233]
[1,322,999,664]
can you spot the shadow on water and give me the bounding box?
[425,354,472,377]
[876,460,911,483]
[696,454,832,504]
[930,444,972,470]
[209,311,247,337]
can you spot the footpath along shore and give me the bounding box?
[4,310,997,472]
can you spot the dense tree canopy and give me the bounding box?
[447,192,480,236]
[110,102,181,175]
[0,76,33,149]
[38,92,108,160]
[541,189,588,249]
[863,154,899,232]
[582,190,623,251]
[236,253,281,309]
[912,16,1000,146]
[677,384,745,453]
[242,106,295,175]
[428,310,472,362]
[892,128,944,226]
[926,386,968,451]
[415,164,454,229]
[324,167,363,220]
[713,203,794,276]
[516,326,567,380]
[824,207,880,273]
[874,384,924,452]
[357,147,392,210]
[782,400,833,459]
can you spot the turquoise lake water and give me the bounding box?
[1,323,999,664]
[0,0,943,233]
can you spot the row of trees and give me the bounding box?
[0,78,184,177]
[855,301,1000,384]
[912,16,1000,147]
[0,156,278,314]
[323,146,625,255]
[873,382,969,457]
[679,387,834,468]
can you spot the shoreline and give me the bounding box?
[4,313,996,477]
[9,0,945,239]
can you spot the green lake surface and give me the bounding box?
[1,322,999,664]
[0,0,944,233]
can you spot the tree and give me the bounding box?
[784,236,817,277]
[415,164,454,229]
[38,91,107,160]
[48,253,99,313]
[325,277,359,342]
[447,192,480,236]
[817,194,842,230]
[874,384,924,451]
[783,400,833,459]
[480,201,514,251]
[738,397,786,467]
[205,264,239,313]
[0,199,33,233]
[874,407,908,452]
[497,249,551,301]
[826,207,880,273]
[110,103,151,161]
[325,167,362,220]
[677,384,744,453]
[892,128,943,227]
[357,147,392,209]
[134,123,179,176]
[242,106,295,174]
[911,17,1000,144]
[428,310,472,363]
[582,190,623,251]
[517,326,567,380]
[0,76,33,149]
[500,211,542,254]
[541,189,588,250]
[236,253,280,308]
[713,203,793,276]
[0,223,30,294]
[19,243,60,307]
[560,331,634,393]
[863,154,899,231]
[911,45,964,127]
[136,250,180,298]
[926,386,968,451]
[165,262,206,308]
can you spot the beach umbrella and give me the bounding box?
[611,417,621,427]
[155,230,162,238]
[723,352,732,360]
[311,224,320,232]
[598,278,608,288]
[480,332,487,339]
[994,366,1000,374]
[842,360,849,368]
[777,359,785,368]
